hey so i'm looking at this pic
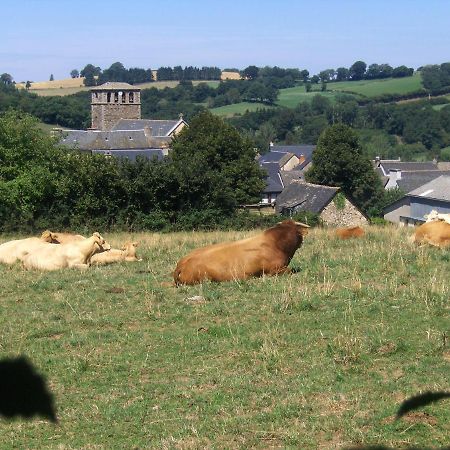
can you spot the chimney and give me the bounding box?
[269,141,274,147]
[143,126,152,137]
[389,169,401,182]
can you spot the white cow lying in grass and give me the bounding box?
[0,231,57,265]
[51,232,87,244]
[23,232,110,271]
[425,210,450,224]
[90,241,142,266]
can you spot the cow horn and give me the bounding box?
[294,221,310,228]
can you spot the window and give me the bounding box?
[107,92,111,102]
[129,92,134,103]
[114,92,119,103]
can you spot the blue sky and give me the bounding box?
[2,0,449,82]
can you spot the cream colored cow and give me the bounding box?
[23,232,110,271]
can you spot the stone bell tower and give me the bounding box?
[90,82,141,131]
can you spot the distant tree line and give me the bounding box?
[156,66,221,81]
[77,62,222,86]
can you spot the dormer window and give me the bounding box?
[114,92,119,103]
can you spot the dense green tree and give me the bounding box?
[243,65,259,80]
[349,60,367,80]
[1,73,13,85]
[336,67,349,81]
[169,111,265,213]
[305,123,384,213]
[81,64,101,86]
[392,65,414,78]
[70,69,79,78]
[300,69,309,82]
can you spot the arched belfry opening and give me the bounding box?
[90,82,141,131]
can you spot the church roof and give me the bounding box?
[60,129,171,150]
[112,118,184,136]
[91,82,140,91]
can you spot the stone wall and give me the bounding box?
[320,197,368,226]
[91,90,141,131]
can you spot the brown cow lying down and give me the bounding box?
[90,242,142,265]
[411,221,450,248]
[49,231,86,244]
[23,232,111,271]
[173,220,310,285]
[0,231,58,265]
[335,226,365,239]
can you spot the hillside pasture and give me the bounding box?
[327,73,423,97]
[210,102,277,117]
[276,75,424,109]
[0,226,448,448]
[276,87,345,108]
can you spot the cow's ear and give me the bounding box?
[132,242,138,247]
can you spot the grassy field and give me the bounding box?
[327,73,423,97]
[210,102,277,117]
[276,87,347,108]
[276,74,424,109]
[0,226,448,448]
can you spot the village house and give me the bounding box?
[275,181,368,226]
[384,175,450,226]
[257,144,316,204]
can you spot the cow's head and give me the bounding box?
[92,232,111,252]
[121,242,138,257]
[278,219,310,236]
[41,230,59,243]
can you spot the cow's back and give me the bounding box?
[335,226,365,239]
[413,221,450,247]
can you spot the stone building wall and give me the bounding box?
[320,197,368,226]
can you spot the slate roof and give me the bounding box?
[379,161,438,174]
[258,152,286,164]
[92,149,164,162]
[275,181,340,214]
[112,119,184,136]
[280,170,303,186]
[60,130,171,151]
[397,170,450,193]
[91,82,140,91]
[407,175,450,201]
[260,162,284,193]
[270,145,315,160]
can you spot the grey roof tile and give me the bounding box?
[397,170,450,192]
[380,161,438,172]
[60,130,171,150]
[112,119,183,136]
[91,82,140,91]
[260,162,284,193]
[407,175,450,201]
[275,181,340,214]
[92,149,164,162]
